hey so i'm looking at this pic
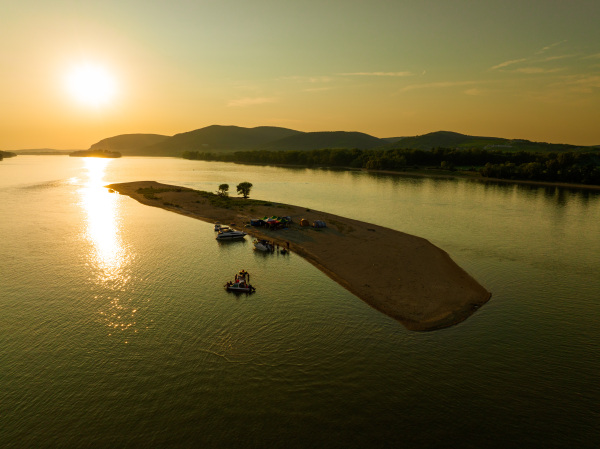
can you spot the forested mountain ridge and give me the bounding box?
[88,126,303,156]
[256,131,386,151]
[387,131,593,152]
[140,125,303,156]
[84,126,598,157]
[89,134,169,155]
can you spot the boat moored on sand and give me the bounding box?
[216,228,247,241]
[253,239,274,252]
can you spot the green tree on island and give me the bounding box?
[217,183,229,197]
[236,182,253,199]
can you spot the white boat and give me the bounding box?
[216,228,247,241]
[253,239,273,252]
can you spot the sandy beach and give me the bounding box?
[106,181,491,331]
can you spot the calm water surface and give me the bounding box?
[1,156,599,448]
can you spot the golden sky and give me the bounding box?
[2,0,599,149]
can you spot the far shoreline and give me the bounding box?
[207,160,600,191]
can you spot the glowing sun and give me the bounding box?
[66,63,116,107]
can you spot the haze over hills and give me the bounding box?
[12,149,74,155]
[120,126,303,156]
[257,131,386,151]
[389,131,505,150]
[383,131,598,153]
[89,134,170,155]
[84,125,599,157]
[389,131,598,153]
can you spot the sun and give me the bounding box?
[66,63,116,107]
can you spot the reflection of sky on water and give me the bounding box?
[78,158,137,336]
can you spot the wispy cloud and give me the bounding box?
[464,88,485,96]
[339,71,414,77]
[227,97,278,107]
[303,86,334,93]
[281,75,335,83]
[396,80,482,93]
[490,58,527,70]
[512,67,566,74]
[490,50,574,73]
[536,40,567,54]
[539,54,575,62]
[551,75,600,93]
[583,52,600,60]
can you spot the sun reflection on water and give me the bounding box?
[79,158,129,283]
[78,158,137,335]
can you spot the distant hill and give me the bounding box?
[388,131,593,152]
[140,125,303,156]
[86,127,598,157]
[12,149,73,155]
[89,134,169,156]
[381,137,406,143]
[257,131,386,151]
[390,131,505,150]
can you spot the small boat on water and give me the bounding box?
[216,228,247,241]
[253,239,273,252]
[225,280,255,293]
[225,270,255,293]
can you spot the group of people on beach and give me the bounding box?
[273,241,289,254]
[258,239,290,254]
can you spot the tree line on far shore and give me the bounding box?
[182,147,600,186]
[0,151,17,161]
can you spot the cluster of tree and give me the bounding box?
[69,149,121,158]
[0,151,17,161]
[216,182,253,198]
[182,148,600,185]
[480,154,600,184]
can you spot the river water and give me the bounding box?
[1,156,599,448]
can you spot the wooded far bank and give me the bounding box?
[182,147,600,186]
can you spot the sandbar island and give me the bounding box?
[106,181,491,331]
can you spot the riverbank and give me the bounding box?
[366,167,600,191]
[106,181,491,331]
[247,162,600,191]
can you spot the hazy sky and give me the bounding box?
[2,0,599,149]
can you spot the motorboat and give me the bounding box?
[253,239,273,252]
[216,228,246,241]
[214,223,234,232]
[225,280,255,293]
[225,270,255,293]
